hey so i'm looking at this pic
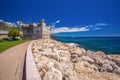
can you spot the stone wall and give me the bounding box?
[21,25,42,40]
[0,30,8,39]
[42,26,50,39]
[19,20,50,40]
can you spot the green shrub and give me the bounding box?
[2,37,8,40]
[0,37,8,42]
[8,27,21,40]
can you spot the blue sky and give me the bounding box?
[0,0,120,36]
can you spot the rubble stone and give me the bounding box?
[32,39,120,80]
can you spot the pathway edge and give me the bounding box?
[26,41,41,80]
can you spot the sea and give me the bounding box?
[51,37,120,54]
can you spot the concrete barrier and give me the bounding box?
[26,41,41,80]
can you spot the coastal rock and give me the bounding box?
[106,55,113,60]
[70,47,85,56]
[96,51,107,58]
[58,45,68,50]
[39,64,48,79]
[43,48,52,53]
[59,50,71,62]
[108,55,120,67]
[70,48,86,63]
[112,64,120,74]
[63,76,79,80]
[81,56,95,63]
[58,62,74,75]
[32,39,120,80]
[74,61,98,73]
[32,48,39,54]
[86,50,102,59]
[58,62,79,80]
[43,62,63,80]
[70,54,79,63]
[113,59,120,67]
[43,68,63,80]
[99,62,114,72]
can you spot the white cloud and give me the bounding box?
[17,21,20,24]
[56,20,60,23]
[84,23,108,30]
[51,20,61,29]
[5,22,16,27]
[95,23,108,26]
[51,26,89,34]
[51,23,108,34]
[92,27,102,30]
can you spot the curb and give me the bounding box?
[26,41,41,80]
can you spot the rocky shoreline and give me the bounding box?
[32,39,120,80]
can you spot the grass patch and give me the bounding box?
[0,40,28,53]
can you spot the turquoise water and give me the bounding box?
[52,37,120,54]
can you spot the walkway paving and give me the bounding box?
[0,42,29,80]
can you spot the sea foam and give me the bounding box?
[67,43,79,46]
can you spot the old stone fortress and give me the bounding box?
[18,19,50,40]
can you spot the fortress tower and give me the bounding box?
[19,19,50,40]
[40,19,50,39]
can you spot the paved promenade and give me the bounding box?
[0,42,29,80]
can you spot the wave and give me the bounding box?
[66,43,79,46]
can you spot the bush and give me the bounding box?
[8,27,21,40]
[2,37,8,40]
[0,37,8,42]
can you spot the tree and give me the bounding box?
[8,27,21,40]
